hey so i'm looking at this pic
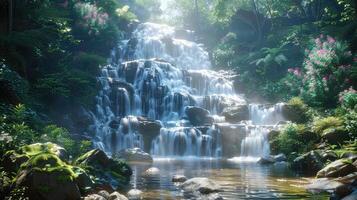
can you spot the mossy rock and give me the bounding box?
[15,153,81,200]
[75,149,132,189]
[322,127,349,144]
[2,142,68,173]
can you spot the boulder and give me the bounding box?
[84,194,106,200]
[75,149,132,189]
[15,153,81,200]
[109,191,128,200]
[137,117,162,152]
[2,142,68,173]
[172,175,187,182]
[116,148,153,163]
[222,105,249,123]
[306,178,350,196]
[185,106,213,126]
[142,167,160,177]
[98,190,110,199]
[317,158,357,178]
[274,153,287,162]
[257,156,275,165]
[291,151,324,175]
[181,177,222,194]
[127,189,143,200]
[73,167,93,194]
[322,128,349,144]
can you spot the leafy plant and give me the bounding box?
[312,116,344,134]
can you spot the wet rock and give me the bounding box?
[142,167,160,177]
[216,124,246,157]
[75,149,132,189]
[116,148,153,163]
[181,177,222,194]
[273,153,287,162]
[84,194,106,200]
[306,178,349,195]
[127,189,143,200]
[98,190,110,199]
[222,105,249,123]
[257,156,275,164]
[109,191,128,200]
[137,117,162,152]
[172,175,187,182]
[291,150,324,175]
[185,106,213,126]
[317,158,357,178]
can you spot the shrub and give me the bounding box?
[300,35,355,107]
[312,116,344,134]
[284,97,311,123]
[339,87,357,110]
[270,123,318,155]
[41,125,76,156]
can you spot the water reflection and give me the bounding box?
[127,158,328,200]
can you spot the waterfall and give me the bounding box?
[89,21,285,159]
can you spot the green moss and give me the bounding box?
[21,153,77,182]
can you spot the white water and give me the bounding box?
[89,22,285,159]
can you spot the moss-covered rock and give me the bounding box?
[75,149,132,189]
[2,142,68,173]
[15,153,81,200]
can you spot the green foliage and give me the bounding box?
[312,116,344,134]
[270,123,319,155]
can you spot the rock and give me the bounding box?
[172,175,187,182]
[2,142,68,173]
[257,156,275,164]
[75,149,132,189]
[336,172,357,185]
[98,190,110,199]
[142,167,160,177]
[274,153,287,162]
[320,150,338,162]
[15,153,81,200]
[205,193,224,200]
[137,117,162,152]
[322,128,349,144]
[291,150,324,175]
[127,189,143,200]
[84,194,106,200]
[342,191,357,200]
[306,178,350,195]
[181,177,222,194]
[116,148,153,163]
[215,124,246,157]
[73,167,93,194]
[109,191,128,200]
[317,158,357,178]
[222,105,249,123]
[185,106,213,126]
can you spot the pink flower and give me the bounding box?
[315,38,322,47]
[323,76,329,81]
[327,36,336,44]
[288,68,294,73]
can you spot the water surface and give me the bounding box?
[126,158,328,200]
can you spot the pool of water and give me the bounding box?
[124,158,328,200]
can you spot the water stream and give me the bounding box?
[88,22,325,199]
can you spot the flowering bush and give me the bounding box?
[74,2,109,34]
[300,35,356,107]
[339,87,357,110]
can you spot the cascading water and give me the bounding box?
[89,22,245,157]
[89,21,286,159]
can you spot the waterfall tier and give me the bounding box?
[89,22,287,158]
